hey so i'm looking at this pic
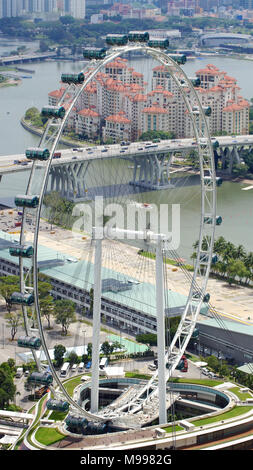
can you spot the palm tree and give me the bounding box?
[234,244,247,261]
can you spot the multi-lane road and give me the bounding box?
[0,134,253,176]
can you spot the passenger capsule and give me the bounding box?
[25,148,50,161]
[128,31,149,43]
[147,38,170,49]
[9,245,34,258]
[83,48,107,60]
[41,105,65,120]
[28,371,53,386]
[199,253,218,264]
[204,176,223,187]
[193,291,210,302]
[212,140,219,149]
[168,54,187,65]
[189,77,201,87]
[17,335,41,350]
[46,399,69,412]
[204,215,222,226]
[106,34,128,46]
[61,72,85,84]
[15,195,39,208]
[11,292,34,306]
[203,106,212,116]
[65,414,88,433]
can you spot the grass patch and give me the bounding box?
[229,387,253,401]
[163,425,184,433]
[63,376,83,396]
[125,372,152,380]
[138,250,194,271]
[171,377,224,387]
[49,410,68,421]
[192,406,253,427]
[35,427,66,446]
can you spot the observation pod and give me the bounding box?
[46,399,69,412]
[204,176,223,187]
[128,31,149,42]
[83,48,107,60]
[61,72,85,84]
[204,215,222,226]
[147,38,170,49]
[86,421,107,434]
[193,291,210,302]
[212,140,220,149]
[65,415,88,433]
[11,292,34,306]
[106,34,128,46]
[15,195,39,208]
[41,105,65,120]
[28,371,53,386]
[17,335,41,350]
[167,54,187,64]
[203,106,212,117]
[191,327,199,338]
[199,253,218,264]
[25,148,50,161]
[9,245,34,258]
[189,77,201,87]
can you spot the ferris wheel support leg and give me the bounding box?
[90,237,102,414]
[156,239,167,425]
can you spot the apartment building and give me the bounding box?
[48,60,249,140]
[102,111,131,143]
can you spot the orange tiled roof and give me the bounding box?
[78,108,99,117]
[106,112,131,124]
[142,104,168,114]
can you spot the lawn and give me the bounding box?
[35,427,66,446]
[192,405,253,427]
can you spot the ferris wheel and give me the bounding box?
[9,34,221,427]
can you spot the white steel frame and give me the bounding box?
[16,44,217,424]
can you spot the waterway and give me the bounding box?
[0,38,252,261]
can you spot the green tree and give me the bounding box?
[101,341,113,358]
[54,299,76,336]
[0,275,19,313]
[67,351,78,365]
[87,342,92,358]
[5,310,23,341]
[0,363,16,409]
[54,344,66,367]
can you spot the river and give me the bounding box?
[0,38,252,261]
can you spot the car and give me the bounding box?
[72,148,79,151]
[138,147,144,151]
[88,151,93,154]
[72,156,77,160]
[101,149,108,152]
[120,150,125,153]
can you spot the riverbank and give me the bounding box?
[20,116,85,148]
[0,78,21,88]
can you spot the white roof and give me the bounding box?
[104,366,124,377]
[0,410,34,420]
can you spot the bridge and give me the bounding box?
[0,52,56,66]
[0,134,252,201]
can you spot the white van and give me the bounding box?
[71,364,77,373]
[78,362,84,372]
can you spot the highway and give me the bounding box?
[0,134,253,176]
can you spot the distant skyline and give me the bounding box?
[0,0,86,19]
